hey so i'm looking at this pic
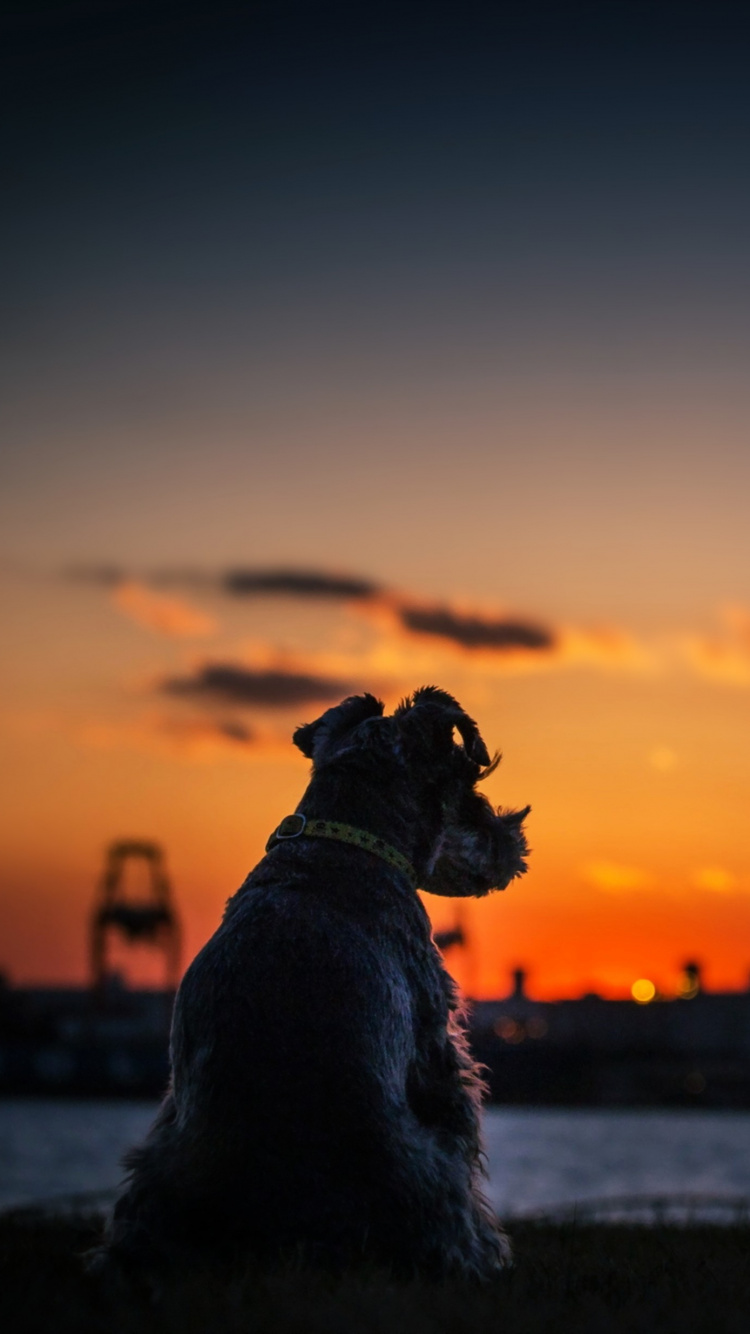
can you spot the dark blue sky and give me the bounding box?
[3,1,750,603]
[5,1,750,361]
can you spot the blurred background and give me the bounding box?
[1,0,749,1216]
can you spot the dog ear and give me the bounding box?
[293,693,384,764]
[422,800,530,898]
[395,686,491,766]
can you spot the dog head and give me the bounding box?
[293,686,529,897]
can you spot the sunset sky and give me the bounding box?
[2,1,750,998]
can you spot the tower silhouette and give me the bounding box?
[90,841,181,993]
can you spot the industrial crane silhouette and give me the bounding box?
[90,841,181,993]
[433,911,477,997]
[433,922,466,953]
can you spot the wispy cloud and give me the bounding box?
[76,713,292,763]
[690,866,740,893]
[69,559,750,687]
[554,625,659,673]
[2,704,289,765]
[682,604,750,687]
[67,563,381,601]
[583,861,653,893]
[112,581,217,638]
[394,601,554,651]
[354,593,657,676]
[159,662,354,708]
[221,568,382,600]
[65,562,127,586]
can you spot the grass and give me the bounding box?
[1,1208,749,1334]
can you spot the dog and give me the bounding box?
[94,687,529,1281]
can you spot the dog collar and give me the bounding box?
[265,813,418,889]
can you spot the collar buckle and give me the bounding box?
[270,813,307,845]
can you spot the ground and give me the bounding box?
[1,1208,749,1333]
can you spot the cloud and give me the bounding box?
[0,702,264,764]
[221,568,382,600]
[65,562,380,601]
[353,592,657,678]
[159,662,353,708]
[61,558,671,679]
[64,562,127,586]
[395,602,554,651]
[216,719,255,743]
[691,866,739,893]
[682,605,750,687]
[112,581,217,638]
[1,705,265,763]
[75,713,293,763]
[583,861,653,893]
[554,625,659,672]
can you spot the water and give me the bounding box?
[0,1100,156,1211]
[482,1108,750,1218]
[1,1100,749,1217]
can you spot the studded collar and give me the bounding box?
[265,813,418,889]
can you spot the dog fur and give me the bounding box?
[94,687,529,1281]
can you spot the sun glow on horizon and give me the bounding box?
[631,979,657,1004]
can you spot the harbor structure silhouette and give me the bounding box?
[90,841,181,996]
[0,847,748,1104]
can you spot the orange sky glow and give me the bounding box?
[4,3,750,1003]
[2,549,750,1001]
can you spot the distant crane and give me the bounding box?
[433,922,466,953]
[433,911,479,997]
[90,840,181,993]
